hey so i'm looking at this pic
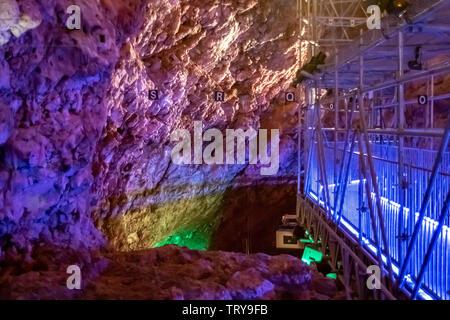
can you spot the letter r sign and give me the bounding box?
[215,91,224,102]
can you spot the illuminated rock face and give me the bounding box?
[0,0,300,261]
[0,0,149,261]
[94,0,300,252]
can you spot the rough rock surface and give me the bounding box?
[93,0,301,252]
[0,0,300,261]
[0,0,150,261]
[0,245,338,300]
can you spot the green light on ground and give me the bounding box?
[154,229,209,251]
[301,245,323,265]
[326,273,337,280]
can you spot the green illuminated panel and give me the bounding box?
[301,245,323,265]
[326,273,337,280]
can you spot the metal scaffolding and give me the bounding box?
[296,0,450,300]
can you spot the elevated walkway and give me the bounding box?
[296,0,450,300]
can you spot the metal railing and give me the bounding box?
[306,139,450,299]
[296,0,450,300]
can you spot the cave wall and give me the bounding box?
[0,0,152,260]
[94,0,301,252]
[0,0,301,260]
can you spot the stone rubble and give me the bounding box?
[0,245,339,300]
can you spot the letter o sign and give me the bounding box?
[286,92,295,103]
[418,95,428,105]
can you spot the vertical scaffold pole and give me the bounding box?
[297,0,303,196]
[334,49,339,200]
[305,87,315,197]
[357,131,384,272]
[315,82,333,214]
[312,0,317,57]
[334,95,356,222]
[357,31,394,282]
[397,30,406,263]
[336,131,356,227]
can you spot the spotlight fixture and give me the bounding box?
[392,0,412,24]
[390,0,409,12]
[408,46,422,71]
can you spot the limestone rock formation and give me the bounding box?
[0,245,338,300]
[0,0,300,264]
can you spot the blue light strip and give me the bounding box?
[307,190,440,300]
